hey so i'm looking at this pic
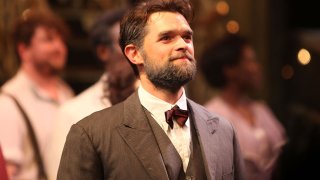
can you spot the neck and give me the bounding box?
[22,64,61,101]
[140,74,184,104]
[221,83,256,126]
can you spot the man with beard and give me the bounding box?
[58,0,246,179]
[0,10,74,179]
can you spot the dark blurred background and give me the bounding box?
[0,0,319,179]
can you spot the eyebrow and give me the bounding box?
[158,29,193,37]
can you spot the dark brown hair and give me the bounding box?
[90,8,126,49]
[12,10,69,51]
[119,0,193,76]
[199,34,249,88]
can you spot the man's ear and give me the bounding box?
[17,43,29,62]
[124,44,144,65]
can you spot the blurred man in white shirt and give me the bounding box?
[0,10,74,180]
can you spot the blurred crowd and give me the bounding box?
[0,1,319,180]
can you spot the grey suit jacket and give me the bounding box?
[57,92,246,180]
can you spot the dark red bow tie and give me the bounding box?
[165,105,189,129]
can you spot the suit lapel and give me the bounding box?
[144,109,185,180]
[187,99,219,180]
[117,92,169,180]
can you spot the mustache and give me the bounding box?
[169,52,195,62]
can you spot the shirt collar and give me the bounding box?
[19,69,68,105]
[138,85,188,117]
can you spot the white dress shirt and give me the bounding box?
[138,86,191,171]
[0,69,74,180]
[45,74,111,180]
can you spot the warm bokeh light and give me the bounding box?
[226,20,240,34]
[216,1,229,16]
[281,64,294,80]
[297,48,311,65]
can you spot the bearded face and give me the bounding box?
[142,49,196,92]
[28,26,67,76]
[135,12,196,92]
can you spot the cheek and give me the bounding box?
[34,44,52,56]
[31,44,44,52]
[146,46,167,61]
[187,43,194,53]
[59,45,67,57]
[189,43,194,50]
[58,42,67,53]
[29,46,47,59]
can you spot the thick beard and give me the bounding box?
[144,55,196,93]
[34,61,63,77]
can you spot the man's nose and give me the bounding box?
[175,37,188,51]
[53,38,66,50]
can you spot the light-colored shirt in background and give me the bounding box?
[45,74,111,180]
[205,96,286,180]
[138,86,191,172]
[0,69,73,180]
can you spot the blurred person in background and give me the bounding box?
[200,34,287,180]
[0,10,74,179]
[0,146,9,180]
[45,9,137,180]
[107,58,138,106]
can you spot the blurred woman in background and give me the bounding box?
[200,34,287,180]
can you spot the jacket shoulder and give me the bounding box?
[76,101,124,131]
[187,99,234,132]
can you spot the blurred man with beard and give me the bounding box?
[44,9,135,180]
[58,0,246,179]
[0,10,73,180]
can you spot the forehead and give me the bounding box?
[33,26,61,38]
[146,12,191,34]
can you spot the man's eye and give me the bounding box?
[183,35,192,40]
[160,36,172,41]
